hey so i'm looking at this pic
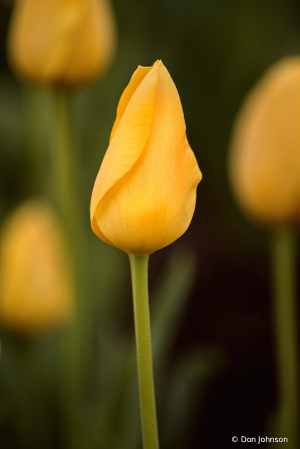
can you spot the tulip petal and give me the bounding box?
[8,0,116,87]
[110,65,154,142]
[0,200,73,334]
[91,66,159,243]
[91,61,202,254]
[229,56,300,224]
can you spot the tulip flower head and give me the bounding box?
[7,0,116,88]
[229,56,300,225]
[0,200,74,334]
[91,60,202,255]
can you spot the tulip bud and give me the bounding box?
[7,0,116,88]
[228,57,300,225]
[0,199,74,334]
[91,60,202,255]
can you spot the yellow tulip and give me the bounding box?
[7,0,116,88]
[0,199,73,334]
[91,60,202,255]
[229,56,300,225]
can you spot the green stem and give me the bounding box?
[272,228,299,447]
[129,254,160,449]
[51,89,77,235]
[51,89,87,448]
[51,88,91,334]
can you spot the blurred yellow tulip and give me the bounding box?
[91,60,202,255]
[7,0,116,88]
[229,56,300,225]
[0,199,74,334]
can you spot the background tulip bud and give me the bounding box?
[0,199,74,334]
[228,57,300,225]
[7,0,116,88]
[91,60,202,256]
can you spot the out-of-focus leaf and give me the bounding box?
[0,332,63,449]
[152,248,197,368]
[161,346,225,448]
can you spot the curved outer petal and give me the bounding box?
[91,61,202,255]
[229,57,300,225]
[90,64,159,243]
[7,0,116,87]
[109,65,153,142]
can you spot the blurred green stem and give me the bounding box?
[52,89,77,234]
[52,89,90,347]
[129,254,159,449]
[52,89,87,448]
[272,228,299,447]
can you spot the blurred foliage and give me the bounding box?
[0,0,300,448]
